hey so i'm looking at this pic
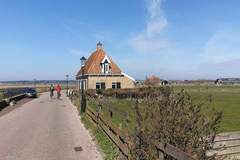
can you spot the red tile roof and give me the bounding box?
[76,48,122,77]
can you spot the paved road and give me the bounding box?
[0,92,102,160]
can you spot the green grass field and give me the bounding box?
[0,93,4,101]
[174,85,240,132]
[88,85,240,133]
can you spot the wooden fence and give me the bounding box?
[207,132,240,159]
[85,105,195,160]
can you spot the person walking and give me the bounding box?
[55,84,62,99]
[50,84,54,99]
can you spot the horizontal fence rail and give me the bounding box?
[86,107,129,157]
[156,143,194,160]
[207,132,240,158]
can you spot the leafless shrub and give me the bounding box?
[128,87,222,160]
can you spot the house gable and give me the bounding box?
[101,55,111,64]
[75,43,135,89]
[76,45,122,77]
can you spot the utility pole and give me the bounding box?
[66,74,69,96]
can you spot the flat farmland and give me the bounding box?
[88,85,240,133]
[174,85,240,132]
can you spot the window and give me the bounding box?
[101,57,111,74]
[100,64,104,73]
[117,82,121,88]
[112,82,121,89]
[112,82,116,89]
[105,63,109,73]
[79,80,87,90]
[96,82,106,90]
[96,83,101,89]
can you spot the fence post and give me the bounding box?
[96,103,102,130]
[109,110,113,119]
[126,113,130,124]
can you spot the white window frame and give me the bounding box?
[105,63,109,73]
[96,82,106,89]
[79,79,87,90]
[112,82,117,89]
[100,56,111,74]
[112,82,121,89]
[96,82,101,90]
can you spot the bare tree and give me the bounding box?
[145,76,161,86]
[128,87,222,160]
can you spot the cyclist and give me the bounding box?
[55,84,62,99]
[50,84,54,99]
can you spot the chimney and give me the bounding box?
[97,41,103,50]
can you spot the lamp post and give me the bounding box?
[80,56,87,113]
[66,74,69,96]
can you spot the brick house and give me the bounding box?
[76,42,135,90]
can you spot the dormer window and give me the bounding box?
[105,61,109,73]
[101,56,111,74]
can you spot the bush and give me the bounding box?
[85,87,170,99]
[128,87,222,160]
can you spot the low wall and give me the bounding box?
[9,94,26,102]
[0,100,8,110]
[0,94,26,111]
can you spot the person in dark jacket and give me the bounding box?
[50,84,54,98]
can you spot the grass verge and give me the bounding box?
[80,113,119,160]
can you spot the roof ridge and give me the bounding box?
[76,47,122,76]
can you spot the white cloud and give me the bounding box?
[130,33,169,52]
[129,0,169,53]
[146,0,167,36]
[203,31,240,63]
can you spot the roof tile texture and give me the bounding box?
[76,48,122,76]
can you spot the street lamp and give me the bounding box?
[80,56,87,67]
[80,56,87,113]
[66,74,69,96]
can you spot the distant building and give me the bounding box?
[135,80,145,87]
[76,42,135,90]
[215,78,240,85]
[161,80,169,86]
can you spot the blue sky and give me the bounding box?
[0,0,240,81]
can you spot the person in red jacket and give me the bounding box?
[55,84,61,99]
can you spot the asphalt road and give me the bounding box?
[0,92,102,160]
